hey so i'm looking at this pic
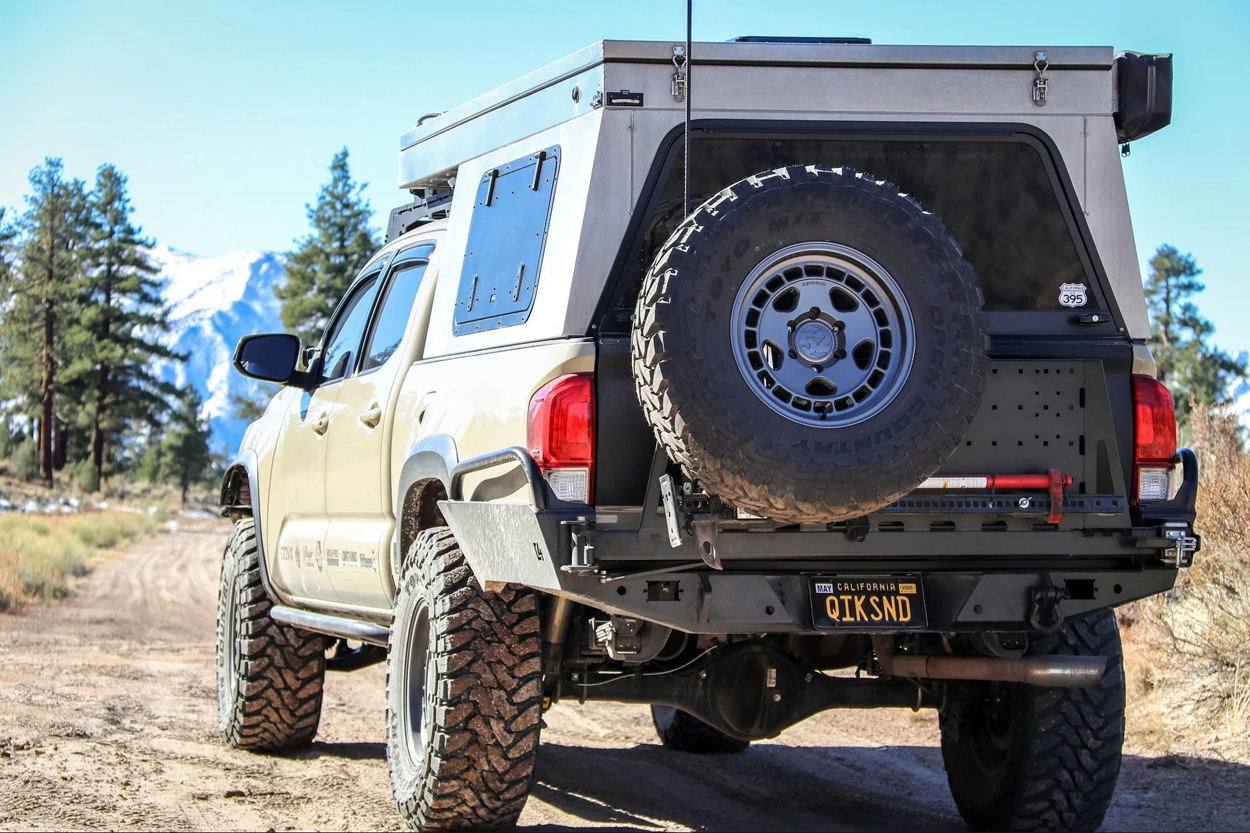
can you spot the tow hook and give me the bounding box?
[1161,523,1199,568]
[692,519,722,570]
[1028,583,1069,633]
[658,473,725,570]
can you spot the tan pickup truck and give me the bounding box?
[217,38,1194,832]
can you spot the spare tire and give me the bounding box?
[631,165,987,523]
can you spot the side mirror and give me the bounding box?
[233,334,305,385]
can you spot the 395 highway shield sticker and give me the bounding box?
[1058,283,1088,308]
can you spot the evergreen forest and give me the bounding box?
[0,159,211,498]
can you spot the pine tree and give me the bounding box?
[229,384,276,423]
[160,385,212,503]
[1144,244,1245,422]
[66,164,183,490]
[275,148,379,343]
[0,207,16,284]
[0,160,89,485]
[0,208,17,448]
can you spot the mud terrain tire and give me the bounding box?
[216,519,326,751]
[632,165,986,523]
[387,527,543,831]
[939,610,1125,832]
[651,705,750,754]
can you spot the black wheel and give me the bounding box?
[632,165,987,523]
[939,610,1125,832]
[216,518,326,751]
[651,705,750,754]
[386,527,543,831]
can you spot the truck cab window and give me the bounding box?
[320,274,380,383]
[361,259,430,371]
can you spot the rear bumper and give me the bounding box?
[436,446,1197,635]
[580,567,1176,635]
[437,505,1186,635]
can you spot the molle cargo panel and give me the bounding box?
[593,355,1132,530]
[453,147,560,335]
[882,357,1132,530]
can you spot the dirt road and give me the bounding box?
[0,521,1247,832]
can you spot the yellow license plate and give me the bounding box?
[810,575,927,629]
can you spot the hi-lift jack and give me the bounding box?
[659,469,1075,571]
[917,469,1073,523]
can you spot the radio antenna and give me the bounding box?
[683,0,692,218]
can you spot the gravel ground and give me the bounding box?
[0,520,1247,831]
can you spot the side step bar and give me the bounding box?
[270,605,390,647]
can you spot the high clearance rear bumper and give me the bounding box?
[437,447,1197,635]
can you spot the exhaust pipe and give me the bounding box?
[871,635,1105,687]
[889,655,1105,687]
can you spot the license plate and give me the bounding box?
[810,575,927,629]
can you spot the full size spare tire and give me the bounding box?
[632,165,987,523]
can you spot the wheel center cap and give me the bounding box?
[793,319,837,364]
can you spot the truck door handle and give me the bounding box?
[310,411,329,435]
[360,403,382,428]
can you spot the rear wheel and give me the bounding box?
[386,527,543,831]
[651,705,750,754]
[939,610,1125,832]
[216,519,326,751]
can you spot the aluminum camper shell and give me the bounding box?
[399,39,1151,363]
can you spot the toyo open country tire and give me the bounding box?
[632,165,988,523]
[939,609,1126,832]
[216,519,326,751]
[386,527,543,831]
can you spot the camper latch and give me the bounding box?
[1033,51,1049,106]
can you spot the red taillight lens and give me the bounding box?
[1132,375,1177,503]
[1133,375,1177,463]
[528,373,595,503]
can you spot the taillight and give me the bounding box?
[527,373,595,504]
[1132,375,1177,503]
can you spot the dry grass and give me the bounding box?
[0,511,157,609]
[1122,402,1250,759]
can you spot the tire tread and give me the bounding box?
[387,527,543,831]
[216,519,325,752]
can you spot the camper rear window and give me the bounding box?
[611,134,1102,327]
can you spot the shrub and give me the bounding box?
[65,458,101,493]
[0,511,155,608]
[0,515,89,604]
[69,511,154,548]
[1136,403,1250,741]
[10,439,39,481]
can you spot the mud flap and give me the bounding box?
[437,500,566,590]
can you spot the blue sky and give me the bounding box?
[1,0,1247,350]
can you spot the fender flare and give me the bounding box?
[394,435,550,555]
[396,434,459,506]
[220,449,294,607]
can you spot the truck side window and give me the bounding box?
[361,259,430,371]
[320,275,380,383]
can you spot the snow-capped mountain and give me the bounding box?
[149,244,285,455]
